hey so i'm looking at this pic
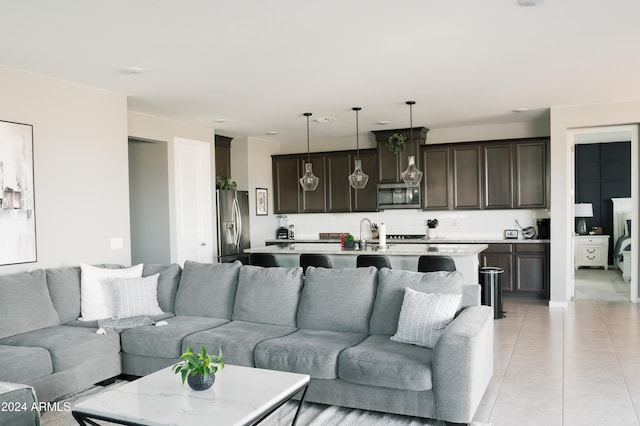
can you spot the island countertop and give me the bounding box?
[246,243,487,257]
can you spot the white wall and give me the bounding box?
[549,101,640,305]
[0,66,130,274]
[128,111,215,263]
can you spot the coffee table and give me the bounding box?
[72,365,310,426]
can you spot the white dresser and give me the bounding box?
[574,235,610,270]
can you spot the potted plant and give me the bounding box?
[216,176,237,190]
[172,346,224,391]
[343,233,356,250]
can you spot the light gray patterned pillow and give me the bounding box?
[391,288,461,349]
[109,274,164,319]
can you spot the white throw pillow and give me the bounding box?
[391,287,462,349]
[79,263,143,321]
[110,274,164,319]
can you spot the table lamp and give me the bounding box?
[574,203,593,235]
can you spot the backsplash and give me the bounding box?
[286,209,551,241]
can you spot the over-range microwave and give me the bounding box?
[377,183,422,210]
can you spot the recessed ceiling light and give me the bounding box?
[313,117,335,123]
[119,66,145,75]
[518,0,544,6]
[266,131,279,136]
[512,108,529,113]
[213,118,229,123]
[376,120,391,125]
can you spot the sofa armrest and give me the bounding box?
[0,382,41,426]
[432,305,494,424]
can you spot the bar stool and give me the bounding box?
[356,254,392,270]
[299,254,332,274]
[249,253,280,268]
[417,255,456,273]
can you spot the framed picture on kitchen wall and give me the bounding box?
[256,188,268,216]
[0,120,37,265]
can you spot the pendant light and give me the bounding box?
[348,107,369,189]
[401,100,423,187]
[299,112,319,191]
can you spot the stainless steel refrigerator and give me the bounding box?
[216,190,250,263]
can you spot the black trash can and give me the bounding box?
[479,266,505,319]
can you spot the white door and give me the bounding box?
[173,138,214,264]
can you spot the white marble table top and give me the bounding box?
[73,365,310,426]
[246,242,487,256]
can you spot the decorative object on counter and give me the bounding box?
[400,101,423,187]
[504,229,518,239]
[172,346,224,391]
[590,226,603,235]
[348,107,369,189]
[299,112,319,191]
[276,215,289,239]
[216,175,237,190]
[515,220,536,239]
[255,187,268,216]
[574,202,593,235]
[378,222,387,249]
[426,218,439,239]
[385,132,407,154]
[343,233,356,249]
[288,224,295,239]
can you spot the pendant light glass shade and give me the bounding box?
[299,112,319,191]
[348,107,369,189]
[401,101,423,187]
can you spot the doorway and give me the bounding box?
[570,125,639,302]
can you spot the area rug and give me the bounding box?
[40,381,490,425]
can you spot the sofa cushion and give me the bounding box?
[174,260,241,318]
[46,266,82,323]
[391,288,462,349]
[0,345,52,384]
[0,326,120,372]
[369,269,463,336]
[232,266,303,327]
[338,334,434,391]
[79,263,144,321]
[110,274,164,319]
[184,320,297,367]
[0,270,60,339]
[143,263,182,313]
[254,329,366,379]
[296,267,377,334]
[120,316,228,359]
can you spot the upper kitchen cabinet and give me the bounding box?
[515,140,549,209]
[272,149,378,214]
[214,135,233,178]
[422,146,451,210]
[452,145,482,209]
[483,143,514,209]
[272,156,301,213]
[372,127,428,183]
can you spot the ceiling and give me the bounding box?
[2,1,640,149]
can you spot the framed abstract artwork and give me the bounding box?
[256,188,268,216]
[0,120,36,265]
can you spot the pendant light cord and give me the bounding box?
[353,107,361,159]
[407,101,415,144]
[304,112,312,163]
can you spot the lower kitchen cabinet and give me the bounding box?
[481,242,549,297]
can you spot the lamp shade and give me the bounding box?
[574,203,593,218]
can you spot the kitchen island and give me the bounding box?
[245,243,487,284]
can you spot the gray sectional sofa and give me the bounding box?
[0,260,493,425]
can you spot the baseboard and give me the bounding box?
[548,300,568,308]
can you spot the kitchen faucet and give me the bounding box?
[359,217,372,242]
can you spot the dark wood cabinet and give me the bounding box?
[452,145,482,209]
[483,144,513,209]
[272,156,300,213]
[514,244,549,294]
[327,153,352,212]
[480,242,549,297]
[272,149,378,214]
[300,156,326,213]
[214,135,232,178]
[481,244,514,291]
[422,146,450,210]
[515,141,548,209]
[352,150,378,212]
[372,128,428,183]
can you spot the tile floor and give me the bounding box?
[473,294,640,425]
